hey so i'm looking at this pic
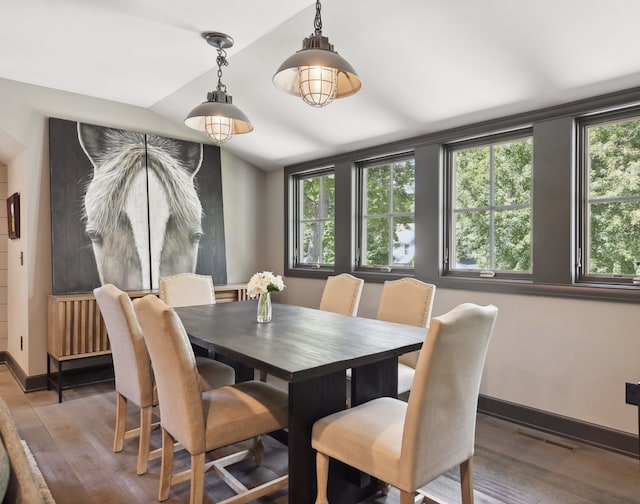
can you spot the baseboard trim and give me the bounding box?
[1,352,49,392]
[478,395,638,458]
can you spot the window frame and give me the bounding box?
[288,166,336,274]
[577,107,640,286]
[443,129,534,281]
[355,152,416,275]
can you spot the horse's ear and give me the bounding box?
[175,142,203,176]
[77,122,109,168]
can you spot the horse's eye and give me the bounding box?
[86,229,103,245]
[190,231,203,244]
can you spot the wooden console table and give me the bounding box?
[46,283,247,402]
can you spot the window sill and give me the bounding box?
[436,276,640,303]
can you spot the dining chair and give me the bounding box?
[134,294,289,504]
[319,273,365,316]
[158,273,215,307]
[312,302,498,504]
[94,284,235,476]
[376,277,436,395]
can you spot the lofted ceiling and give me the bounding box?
[3,1,640,171]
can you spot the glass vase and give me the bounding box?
[257,292,272,323]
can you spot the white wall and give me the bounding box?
[264,169,640,436]
[0,165,7,352]
[0,77,264,377]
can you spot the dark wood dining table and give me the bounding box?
[175,300,427,504]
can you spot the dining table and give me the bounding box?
[175,300,427,504]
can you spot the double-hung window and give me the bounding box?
[292,169,335,269]
[357,154,415,272]
[445,132,533,278]
[578,110,640,285]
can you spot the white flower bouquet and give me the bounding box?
[247,271,286,298]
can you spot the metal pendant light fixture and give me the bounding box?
[273,0,361,107]
[185,32,253,145]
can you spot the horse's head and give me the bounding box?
[79,123,203,290]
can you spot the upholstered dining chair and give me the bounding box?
[376,278,436,395]
[158,273,215,308]
[134,294,289,504]
[93,284,235,476]
[312,302,498,504]
[319,273,365,316]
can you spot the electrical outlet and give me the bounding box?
[625,382,640,405]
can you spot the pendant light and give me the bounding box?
[185,32,253,145]
[273,0,361,107]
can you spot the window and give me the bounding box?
[357,155,415,271]
[579,111,640,284]
[445,132,532,277]
[293,170,335,268]
[284,86,640,301]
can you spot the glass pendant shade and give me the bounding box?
[298,65,338,107]
[273,41,361,106]
[185,90,252,146]
[205,115,233,145]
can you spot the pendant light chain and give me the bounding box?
[216,48,228,93]
[314,0,323,34]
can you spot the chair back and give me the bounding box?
[93,284,154,408]
[134,295,206,454]
[319,274,364,316]
[400,303,497,488]
[158,273,215,307]
[376,278,436,368]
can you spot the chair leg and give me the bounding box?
[113,393,127,453]
[136,405,153,475]
[158,428,174,502]
[378,480,390,495]
[399,490,417,504]
[190,452,205,504]
[460,457,474,504]
[253,436,264,465]
[315,452,329,504]
[259,370,267,382]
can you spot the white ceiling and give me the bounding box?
[4,0,640,171]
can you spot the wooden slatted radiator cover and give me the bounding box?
[47,284,247,361]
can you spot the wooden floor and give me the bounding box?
[3,365,640,504]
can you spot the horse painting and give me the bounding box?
[78,123,204,290]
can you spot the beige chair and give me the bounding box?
[94,284,235,476]
[319,273,365,316]
[134,294,289,504]
[312,302,498,504]
[376,278,436,395]
[158,273,215,307]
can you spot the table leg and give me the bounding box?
[288,370,345,503]
[289,366,388,504]
[351,356,398,406]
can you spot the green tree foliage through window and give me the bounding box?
[586,118,640,277]
[451,136,532,273]
[298,172,335,266]
[361,157,415,268]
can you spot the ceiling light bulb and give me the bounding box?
[205,115,234,145]
[299,65,337,107]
